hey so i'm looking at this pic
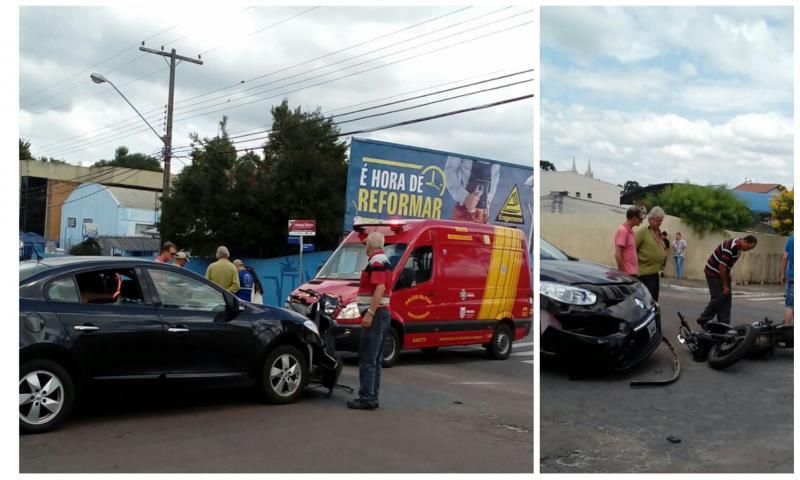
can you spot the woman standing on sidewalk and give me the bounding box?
[673,232,687,280]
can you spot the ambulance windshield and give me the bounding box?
[317,243,407,280]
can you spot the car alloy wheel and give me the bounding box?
[19,370,65,427]
[269,353,302,398]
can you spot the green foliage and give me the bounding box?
[643,184,752,234]
[20,139,33,161]
[38,156,67,165]
[69,238,102,256]
[622,180,641,195]
[160,103,348,258]
[540,160,556,171]
[770,188,794,235]
[94,146,163,172]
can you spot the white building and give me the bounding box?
[540,159,622,206]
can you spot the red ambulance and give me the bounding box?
[288,219,533,366]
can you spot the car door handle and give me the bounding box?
[73,324,99,332]
[168,327,190,333]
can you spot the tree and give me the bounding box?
[37,156,67,165]
[540,160,556,171]
[69,238,102,256]
[161,101,348,258]
[94,146,163,172]
[258,100,348,255]
[643,184,751,234]
[770,188,794,235]
[20,139,33,161]
[622,180,642,195]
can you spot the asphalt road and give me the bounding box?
[20,331,533,473]
[540,286,793,473]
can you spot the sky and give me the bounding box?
[541,6,794,189]
[18,5,534,171]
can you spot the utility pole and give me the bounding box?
[139,46,203,198]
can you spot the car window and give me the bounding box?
[148,269,226,312]
[540,239,571,261]
[74,269,145,305]
[46,276,79,303]
[395,246,433,290]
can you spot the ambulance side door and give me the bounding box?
[392,244,438,348]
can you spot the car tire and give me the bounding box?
[258,345,308,404]
[708,324,756,370]
[19,359,75,434]
[381,327,401,368]
[486,323,513,360]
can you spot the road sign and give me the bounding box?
[287,237,315,252]
[288,219,316,236]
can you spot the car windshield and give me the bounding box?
[317,243,407,280]
[540,239,571,261]
[19,261,54,282]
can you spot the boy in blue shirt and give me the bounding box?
[233,259,254,302]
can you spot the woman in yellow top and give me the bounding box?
[635,206,668,301]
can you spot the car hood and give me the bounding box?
[540,259,636,286]
[290,278,359,304]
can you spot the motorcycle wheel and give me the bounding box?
[708,324,756,370]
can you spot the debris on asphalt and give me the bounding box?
[667,435,682,444]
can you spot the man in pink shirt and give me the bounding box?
[615,206,645,275]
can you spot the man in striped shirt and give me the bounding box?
[697,235,758,326]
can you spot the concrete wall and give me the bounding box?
[20,160,166,190]
[541,212,788,285]
[183,251,334,307]
[540,171,622,206]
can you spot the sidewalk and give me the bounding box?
[661,276,785,296]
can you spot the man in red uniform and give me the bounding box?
[347,232,392,410]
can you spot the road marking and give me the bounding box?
[510,350,534,357]
[513,341,534,348]
[745,297,785,302]
[450,381,499,385]
[521,360,534,364]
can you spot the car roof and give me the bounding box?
[21,256,149,268]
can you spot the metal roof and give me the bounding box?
[731,190,773,214]
[105,186,161,210]
[733,182,782,194]
[96,236,161,253]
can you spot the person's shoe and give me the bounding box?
[696,317,708,329]
[347,398,378,410]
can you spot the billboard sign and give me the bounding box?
[82,223,99,239]
[288,219,316,236]
[344,138,533,234]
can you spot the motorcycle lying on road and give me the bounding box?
[676,312,756,369]
[285,288,353,396]
[749,317,793,357]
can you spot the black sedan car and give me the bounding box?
[19,257,336,433]
[540,239,661,376]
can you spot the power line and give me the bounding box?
[20,21,181,103]
[168,72,533,155]
[172,7,517,116]
[40,13,531,159]
[172,18,533,124]
[185,94,533,157]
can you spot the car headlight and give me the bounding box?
[303,319,320,336]
[336,302,361,320]
[540,282,597,306]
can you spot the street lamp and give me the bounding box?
[90,72,164,150]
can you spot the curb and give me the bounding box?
[665,283,784,297]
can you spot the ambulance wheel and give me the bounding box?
[381,327,401,368]
[487,324,513,360]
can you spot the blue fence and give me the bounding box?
[183,251,334,307]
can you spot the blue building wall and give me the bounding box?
[59,183,160,248]
[183,251,334,307]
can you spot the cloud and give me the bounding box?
[541,99,793,188]
[19,6,535,169]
